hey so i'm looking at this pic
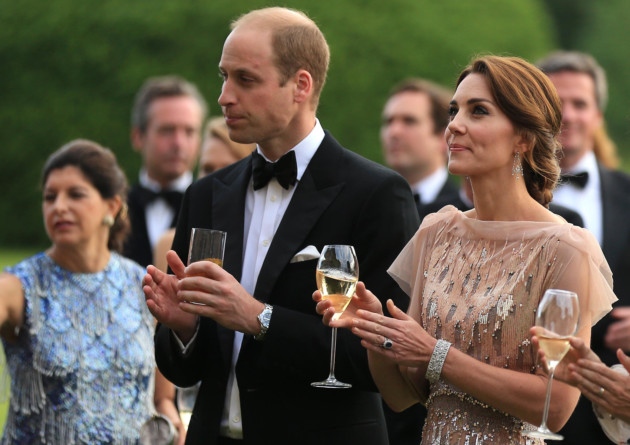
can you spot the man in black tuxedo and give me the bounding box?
[124,76,207,267]
[381,78,460,222]
[143,7,419,445]
[538,50,630,444]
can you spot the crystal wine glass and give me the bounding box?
[524,288,580,441]
[311,245,359,389]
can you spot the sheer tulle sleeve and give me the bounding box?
[548,226,616,329]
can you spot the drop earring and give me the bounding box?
[512,151,523,180]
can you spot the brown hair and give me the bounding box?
[387,78,453,134]
[131,75,207,133]
[537,51,619,169]
[231,7,330,108]
[457,55,562,206]
[42,139,130,252]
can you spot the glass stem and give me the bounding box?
[328,327,339,379]
[540,365,555,430]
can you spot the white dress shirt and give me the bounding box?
[552,151,603,245]
[204,120,323,439]
[411,167,449,204]
[139,170,193,249]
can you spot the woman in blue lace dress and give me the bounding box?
[0,140,178,444]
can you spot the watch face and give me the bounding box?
[258,306,271,328]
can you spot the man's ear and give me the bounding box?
[131,127,144,153]
[293,69,313,104]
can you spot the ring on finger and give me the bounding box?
[382,337,393,349]
[599,386,605,395]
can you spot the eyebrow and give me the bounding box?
[450,97,494,106]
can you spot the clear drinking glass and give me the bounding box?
[311,245,359,389]
[187,228,227,267]
[524,288,580,441]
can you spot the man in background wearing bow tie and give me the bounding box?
[538,50,630,445]
[380,78,460,224]
[124,76,207,267]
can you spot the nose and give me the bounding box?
[446,113,464,137]
[172,128,188,148]
[218,80,234,107]
[560,102,575,122]
[51,194,69,213]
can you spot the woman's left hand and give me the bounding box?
[351,297,436,368]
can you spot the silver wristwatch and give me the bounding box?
[254,304,273,341]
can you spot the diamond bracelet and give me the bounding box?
[425,339,452,383]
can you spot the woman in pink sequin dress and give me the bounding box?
[316,55,617,444]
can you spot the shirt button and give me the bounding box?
[232,416,240,423]
[270,195,278,202]
[262,240,270,247]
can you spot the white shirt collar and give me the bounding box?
[139,169,193,193]
[564,150,598,177]
[254,119,324,185]
[411,167,449,204]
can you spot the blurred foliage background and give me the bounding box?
[1,0,629,251]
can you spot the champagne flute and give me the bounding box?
[311,245,358,389]
[524,289,580,441]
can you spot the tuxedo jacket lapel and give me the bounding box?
[254,136,344,302]
[212,163,250,282]
[209,159,251,368]
[599,165,630,267]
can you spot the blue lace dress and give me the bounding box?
[1,252,155,444]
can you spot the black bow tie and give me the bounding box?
[252,151,297,190]
[560,171,589,189]
[135,185,184,210]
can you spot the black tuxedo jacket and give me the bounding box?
[415,179,460,221]
[155,132,420,445]
[124,184,181,267]
[554,164,630,445]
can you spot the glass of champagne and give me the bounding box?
[311,244,358,389]
[524,288,580,441]
[187,228,227,268]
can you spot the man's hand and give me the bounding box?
[144,250,198,341]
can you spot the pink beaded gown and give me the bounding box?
[388,206,616,445]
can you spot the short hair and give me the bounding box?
[131,75,208,133]
[456,55,563,207]
[203,117,255,160]
[231,7,330,108]
[536,50,608,111]
[536,51,619,169]
[387,78,453,134]
[42,139,130,252]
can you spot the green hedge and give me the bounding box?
[0,0,557,248]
